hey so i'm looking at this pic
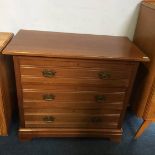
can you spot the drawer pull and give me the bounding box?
[95,95,106,103]
[42,70,56,78]
[43,94,55,101]
[43,116,55,123]
[91,117,102,123]
[98,72,111,79]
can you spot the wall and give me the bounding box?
[0,0,142,40]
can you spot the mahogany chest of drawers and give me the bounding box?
[3,30,148,142]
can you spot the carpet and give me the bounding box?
[0,112,155,155]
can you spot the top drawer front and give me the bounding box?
[19,57,133,87]
[20,66,130,80]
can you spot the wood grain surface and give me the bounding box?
[3,30,149,62]
[0,32,15,136]
[132,1,155,138]
[10,30,146,142]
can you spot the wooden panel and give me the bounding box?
[19,57,133,87]
[23,101,124,110]
[22,84,127,92]
[19,128,122,142]
[132,1,155,118]
[20,65,131,80]
[21,78,129,87]
[151,92,155,115]
[13,56,25,127]
[25,121,118,129]
[22,86,125,109]
[152,91,155,102]
[0,32,15,136]
[22,89,125,109]
[24,109,120,129]
[19,57,135,69]
[143,79,155,118]
[24,108,121,115]
[3,30,148,62]
[23,90,125,103]
[0,33,13,51]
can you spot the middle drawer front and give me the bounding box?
[22,87,126,109]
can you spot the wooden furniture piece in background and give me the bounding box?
[132,1,155,138]
[0,32,15,136]
[3,29,148,142]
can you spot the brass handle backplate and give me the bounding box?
[42,70,56,78]
[43,94,55,101]
[98,72,111,79]
[95,95,106,103]
[43,116,55,123]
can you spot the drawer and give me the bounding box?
[24,109,120,129]
[20,66,131,80]
[20,67,130,87]
[19,57,133,87]
[22,88,126,109]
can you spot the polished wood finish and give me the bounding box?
[3,30,147,141]
[19,128,122,142]
[3,30,149,62]
[24,108,120,129]
[19,57,133,87]
[132,1,155,138]
[0,32,15,136]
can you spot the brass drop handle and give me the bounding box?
[42,70,56,78]
[91,117,102,123]
[95,95,106,103]
[43,116,55,123]
[98,71,111,79]
[43,94,55,101]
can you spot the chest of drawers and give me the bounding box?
[0,32,15,136]
[3,30,148,142]
[131,2,155,138]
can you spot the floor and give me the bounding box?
[0,112,155,155]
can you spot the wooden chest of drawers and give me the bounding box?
[3,30,148,142]
[0,32,15,136]
[131,1,155,138]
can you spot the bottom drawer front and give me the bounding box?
[24,112,120,129]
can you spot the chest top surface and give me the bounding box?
[3,29,148,62]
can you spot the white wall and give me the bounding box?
[0,0,142,40]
